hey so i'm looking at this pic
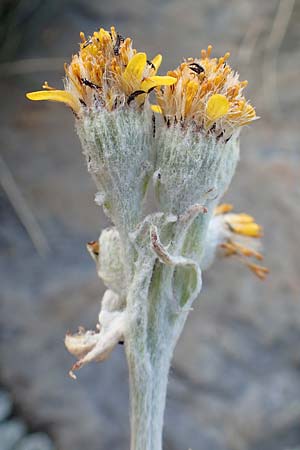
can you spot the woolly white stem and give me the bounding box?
[126,343,171,450]
[125,256,199,450]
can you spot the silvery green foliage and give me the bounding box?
[76,107,154,242]
[75,106,241,450]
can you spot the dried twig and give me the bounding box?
[263,0,295,117]
[237,19,266,65]
[0,155,50,256]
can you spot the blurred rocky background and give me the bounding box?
[0,0,299,449]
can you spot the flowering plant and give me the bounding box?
[27,26,268,450]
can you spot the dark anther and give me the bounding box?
[189,63,205,74]
[147,60,156,70]
[118,340,124,345]
[114,33,124,55]
[79,98,87,106]
[83,39,92,48]
[81,78,101,90]
[127,90,146,105]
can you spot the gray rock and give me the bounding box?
[0,391,12,422]
[0,419,26,450]
[14,433,55,450]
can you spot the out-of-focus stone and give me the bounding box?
[0,419,26,450]
[14,433,55,450]
[0,391,12,422]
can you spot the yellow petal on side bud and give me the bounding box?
[206,94,229,121]
[216,204,268,280]
[229,222,263,237]
[214,203,233,215]
[226,213,255,224]
[26,90,80,113]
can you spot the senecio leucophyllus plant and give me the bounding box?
[27,26,268,450]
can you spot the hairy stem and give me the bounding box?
[127,343,171,450]
[125,260,195,450]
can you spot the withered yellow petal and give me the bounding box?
[151,104,163,114]
[246,262,269,280]
[141,75,177,92]
[26,90,79,112]
[151,54,162,73]
[206,94,229,121]
[123,52,147,84]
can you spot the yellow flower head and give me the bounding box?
[152,45,257,138]
[214,204,269,280]
[26,26,176,115]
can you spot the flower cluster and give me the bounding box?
[26,27,256,139]
[26,26,176,114]
[153,46,256,138]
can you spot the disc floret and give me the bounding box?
[153,45,256,139]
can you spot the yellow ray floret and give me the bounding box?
[123,53,147,85]
[206,94,229,121]
[151,54,162,72]
[141,76,177,92]
[26,90,80,113]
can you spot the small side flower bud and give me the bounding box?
[201,204,269,279]
[87,227,126,296]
